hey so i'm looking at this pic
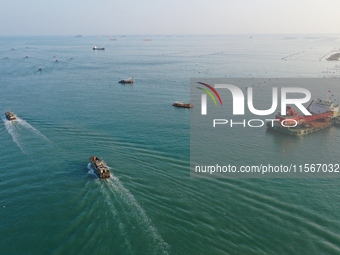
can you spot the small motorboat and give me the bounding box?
[89,156,110,179]
[5,112,16,121]
[93,46,105,50]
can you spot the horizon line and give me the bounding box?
[1,33,340,37]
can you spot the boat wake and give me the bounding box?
[2,116,26,153]
[2,116,51,154]
[98,171,170,255]
[87,163,96,176]
[15,117,51,142]
[100,183,134,254]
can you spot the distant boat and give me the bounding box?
[5,112,16,121]
[172,101,193,108]
[75,35,83,38]
[119,77,134,84]
[143,38,152,41]
[93,46,105,50]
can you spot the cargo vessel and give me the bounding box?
[5,112,16,121]
[89,156,110,179]
[172,101,193,108]
[267,98,339,136]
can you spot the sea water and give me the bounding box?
[1,35,340,254]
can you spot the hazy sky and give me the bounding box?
[0,0,339,35]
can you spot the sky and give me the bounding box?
[0,0,340,36]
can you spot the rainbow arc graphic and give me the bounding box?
[197,82,222,115]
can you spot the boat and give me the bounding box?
[5,112,16,121]
[119,77,134,84]
[89,156,110,179]
[333,120,340,127]
[172,101,193,108]
[327,53,340,61]
[332,116,340,127]
[267,98,339,136]
[93,46,105,50]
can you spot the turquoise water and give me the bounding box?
[1,35,340,254]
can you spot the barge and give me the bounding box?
[5,112,16,121]
[267,98,339,136]
[89,156,110,179]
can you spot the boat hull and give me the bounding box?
[5,112,16,121]
[172,103,193,108]
[119,80,134,84]
[89,156,110,179]
[266,120,332,136]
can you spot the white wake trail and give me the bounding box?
[15,117,51,142]
[106,176,170,255]
[88,163,133,253]
[100,183,134,254]
[87,162,170,254]
[2,115,51,153]
[2,117,26,153]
